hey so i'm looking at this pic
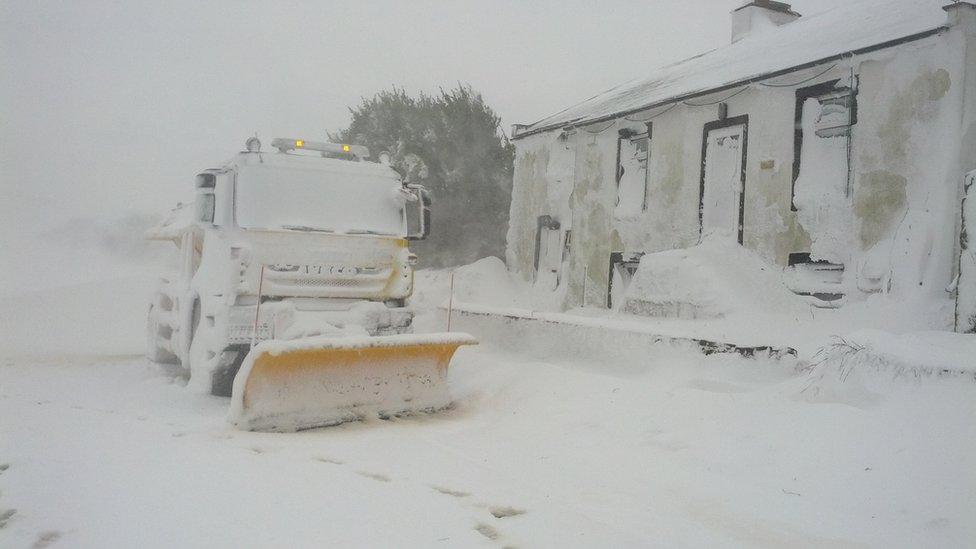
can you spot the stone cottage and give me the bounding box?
[505,0,976,330]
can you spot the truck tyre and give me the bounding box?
[210,347,247,397]
[187,299,240,397]
[146,305,178,364]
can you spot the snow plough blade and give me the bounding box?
[228,333,477,432]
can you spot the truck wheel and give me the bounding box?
[210,347,247,397]
[146,305,178,364]
[187,300,239,397]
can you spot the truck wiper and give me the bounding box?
[346,229,392,235]
[281,225,335,233]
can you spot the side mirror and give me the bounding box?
[196,193,215,224]
[405,185,431,241]
[195,173,216,224]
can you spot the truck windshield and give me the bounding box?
[234,163,406,236]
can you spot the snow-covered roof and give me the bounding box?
[514,0,950,139]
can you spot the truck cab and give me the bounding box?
[146,138,431,395]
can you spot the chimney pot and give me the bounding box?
[732,1,801,43]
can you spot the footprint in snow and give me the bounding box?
[32,530,62,548]
[474,523,499,540]
[429,485,470,498]
[0,509,16,528]
[0,463,9,474]
[313,456,344,465]
[355,471,391,482]
[489,506,526,519]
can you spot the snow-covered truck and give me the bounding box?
[146,137,475,431]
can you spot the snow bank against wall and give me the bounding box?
[414,257,531,312]
[620,235,809,320]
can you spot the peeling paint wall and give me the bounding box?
[854,35,967,297]
[508,25,972,312]
[949,6,976,332]
[567,130,615,309]
[957,172,976,333]
[613,105,713,255]
[854,171,907,250]
[505,135,551,280]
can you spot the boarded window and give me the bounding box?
[790,80,857,266]
[615,126,651,218]
[791,80,857,210]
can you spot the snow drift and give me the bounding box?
[619,236,809,319]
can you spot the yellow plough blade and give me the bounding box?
[229,333,477,432]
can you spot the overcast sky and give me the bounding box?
[1,0,853,247]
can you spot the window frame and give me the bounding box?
[791,79,858,211]
[614,122,653,214]
[699,115,750,245]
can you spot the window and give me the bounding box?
[194,172,216,224]
[196,193,215,224]
[814,92,855,138]
[615,124,652,217]
[791,80,857,210]
[235,164,406,236]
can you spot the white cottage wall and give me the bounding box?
[508,21,971,313]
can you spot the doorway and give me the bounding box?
[607,251,644,309]
[699,116,748,244]
[533,215,565,291]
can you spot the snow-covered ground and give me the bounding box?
[2,253,975,547]
[2,334,974,547]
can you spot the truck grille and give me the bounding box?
[262,267,394,296]
[281,277,382,288]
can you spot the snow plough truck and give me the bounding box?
[146,137,476,431]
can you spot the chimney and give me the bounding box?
[944,2,976,30]
[732,1,801,43]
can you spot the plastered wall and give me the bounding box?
[507,28,972,311]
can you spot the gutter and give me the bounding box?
[512,26,948,140]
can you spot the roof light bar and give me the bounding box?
[270,138,369,159]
